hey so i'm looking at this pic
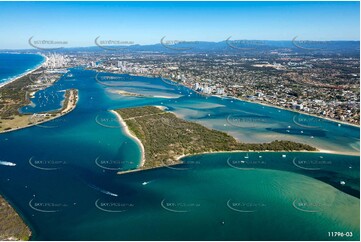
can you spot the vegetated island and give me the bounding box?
[0,71,78,133]
[0,195,31,241]
[114,106,317,173]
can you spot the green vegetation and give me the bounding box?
[0,70,77,132]
[116,106,163,120]
[0,69,64,119]
[0,195,31,241]
[115,106,317,170]
[0,74,34,118]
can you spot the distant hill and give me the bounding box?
[2,40,359,56]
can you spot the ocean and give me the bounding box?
[0,53,45,86]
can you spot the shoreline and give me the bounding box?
[175,149,360,161]
[110,110,145,167]
[96,70,359,127]
[229,96,360,129]
[113,106,359,176]
[118,149,360,176]
[0,89,78,134]
[0,193,32,241]
[106,88,179,99]
[160,76,360,128]
[0,53,48,90]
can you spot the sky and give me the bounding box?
[0,1,359,49]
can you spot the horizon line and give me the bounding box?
[1,39,360,51]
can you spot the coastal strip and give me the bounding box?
[0,55,79,134]
[231,96,361,129]
[175,148,361,161]
[110,110,145,167]
[0,54,48,90]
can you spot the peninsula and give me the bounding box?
[0,71,78,133]
[114,106,317,173]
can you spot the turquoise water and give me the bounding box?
[0,53,45,86]
[0,65,359,240]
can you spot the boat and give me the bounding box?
[0,161,16,166]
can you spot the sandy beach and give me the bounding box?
[153,105,167,111]
[152,95,177,99]
[107,88,179,99]
[0,54,48,90]
[110,110,146,167]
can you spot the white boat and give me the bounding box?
[0,161,16,166]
